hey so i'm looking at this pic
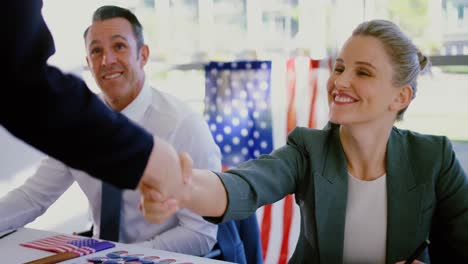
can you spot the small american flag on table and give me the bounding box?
[21,234,114,256]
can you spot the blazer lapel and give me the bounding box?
[314,128,348,263]
[385,128,424,263]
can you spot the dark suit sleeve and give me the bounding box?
[1,0,153,189]
[213,128,308,223]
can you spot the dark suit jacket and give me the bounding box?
[217,125,468,263]
[2,0,153,189]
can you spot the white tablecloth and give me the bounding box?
[0,227,231,264]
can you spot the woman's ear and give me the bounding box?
[390,85,413,112]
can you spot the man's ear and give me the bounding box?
[139,44,149,67]
[85,56,90,69]
[390,85,413,113]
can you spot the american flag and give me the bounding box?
[204,61,273,168]
[204,59,330,264]
[21,235,114,256]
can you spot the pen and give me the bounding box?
[23,251,78,264]
[405,239,430,264]
[0,229,17,239]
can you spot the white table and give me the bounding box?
[0,227,231,263]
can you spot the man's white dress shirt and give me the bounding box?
[0,83,221,256]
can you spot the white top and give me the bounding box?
[0,83,222,256]
[343,173,387,264]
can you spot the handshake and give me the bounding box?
[136,136,227,224]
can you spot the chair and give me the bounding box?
[204,214,263,264]
[452,140,468,173]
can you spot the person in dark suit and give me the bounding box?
[3,0,184,192]
[140,20,468,263]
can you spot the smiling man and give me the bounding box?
[84,7,147,112]
[0,5,221,256]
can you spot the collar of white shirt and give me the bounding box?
[98,82,152,123]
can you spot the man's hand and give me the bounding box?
[139,143,227,223]
[139,185,180,224]
[138,136,182,201]
[138,138,194,223]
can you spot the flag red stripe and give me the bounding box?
[21,244,64,253]
[70,247,94,256]
[279,194,294,264]
[81,247,95,254]
[260,204,272,260]
[25,235,66,246]
[275,58,298,263]
[286,59,297,133]
[29,238,70,247]
[57,244,78,252]
[308,60,320,128]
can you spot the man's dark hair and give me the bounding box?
[83,5,144,51]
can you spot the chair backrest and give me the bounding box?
[452,140,468,173]
[235,214,263,264]
[205,214,263,264]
